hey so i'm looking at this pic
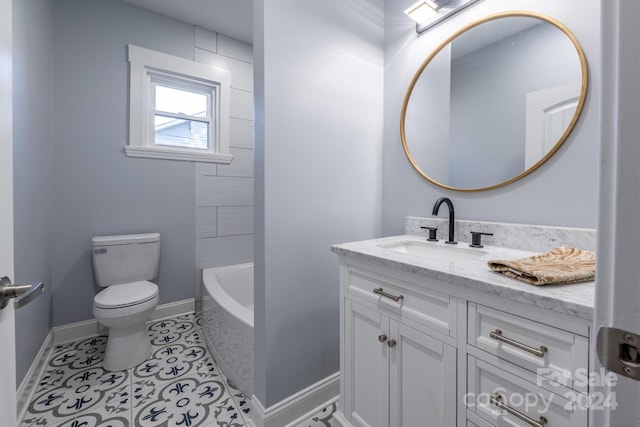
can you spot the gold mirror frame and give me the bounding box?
[400,11,588,192]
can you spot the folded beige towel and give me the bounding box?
[488,247,595,286]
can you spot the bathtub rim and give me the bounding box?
[201,262,254,329]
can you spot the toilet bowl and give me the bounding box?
[91,233,161,371]
[92,280,159,371]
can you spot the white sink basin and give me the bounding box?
[379,240,489,261]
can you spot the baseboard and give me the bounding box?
[331,410,350,426]
[53,298,195,344]
[249,372,339,427]
[53,317,107,344]
[17,330,54,422]
[150,298,195,322]
[285,395,339,427]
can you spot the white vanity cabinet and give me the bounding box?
[466,303,590,427]
[337,260,458,427]
[333,240,594,427]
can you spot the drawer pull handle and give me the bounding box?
[387,339,397,348]
[373,287,404,302]
[490,393,548,427]
[490,329,548,358]
[378,334,388,343]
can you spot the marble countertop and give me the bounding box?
[331,235,595,320]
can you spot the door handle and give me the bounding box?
[373,287,404,302]
[0,276,45,310]
[490,329,548,358]
[490,393,547,427]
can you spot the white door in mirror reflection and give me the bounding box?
[525,82,580,169]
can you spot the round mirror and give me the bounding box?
[400,11,588,192]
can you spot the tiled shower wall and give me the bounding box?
[194,28,254,272]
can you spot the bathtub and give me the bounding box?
[201,262,254,397]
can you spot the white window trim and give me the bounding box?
[126,44,233,163]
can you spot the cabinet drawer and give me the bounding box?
[468,303,589,392]
[467,356,588,427]
[466,413,494,427]
[346,267,456,337]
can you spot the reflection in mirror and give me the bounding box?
[401,12,587,191]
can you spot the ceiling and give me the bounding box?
[123,0,253,44]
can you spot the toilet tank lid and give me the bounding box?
[92,232,160,247]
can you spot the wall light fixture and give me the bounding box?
[404,0,483,34]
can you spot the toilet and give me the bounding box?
[91,232,161,371]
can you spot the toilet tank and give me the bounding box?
[91,233,160,287]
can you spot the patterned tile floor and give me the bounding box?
[20,312,336,427]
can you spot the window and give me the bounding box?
[126,45,232,163]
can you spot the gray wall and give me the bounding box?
[13,0,53,385]
[50,0,198,326]
[383,0,601,234]
[12,0,255,384]
[254,0,384,407]
[403,44,451,185]
[449,22,579,188]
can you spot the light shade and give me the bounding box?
[404,0,439,24]
[405,0,483,34]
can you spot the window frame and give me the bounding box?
[126,44,232,163]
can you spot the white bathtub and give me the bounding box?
[201,262,254,397]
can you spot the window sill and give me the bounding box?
[124,145,233,164]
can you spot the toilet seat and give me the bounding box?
[94,281,158,309]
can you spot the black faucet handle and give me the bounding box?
[470,231,493,248]
[420,226,438,242]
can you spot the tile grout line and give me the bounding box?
[22,312,334,427]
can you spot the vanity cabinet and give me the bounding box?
[334,252,593,427]
[338,261,458,427]
[343,298,457,427]
[466,303,589,427]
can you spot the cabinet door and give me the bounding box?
[344,298,390,427]
[389,321,457,427]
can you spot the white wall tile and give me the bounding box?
[195,48,254,92]
[195,27,217,53]
[196,234,253,269]
[230,88,254,120]
[196,162,217,176]
[196,176,253,206]
[196,206,217,238]
[218,206,253,236]
[230,118,253,149]
[194,31,254,272]
[217,34,253,63]
[217,147,253,177]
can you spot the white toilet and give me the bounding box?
[91,232,161,371]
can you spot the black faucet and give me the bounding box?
[432,197,457,244]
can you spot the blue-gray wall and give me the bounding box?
[12,0,254,384]
[449,22,579,188]
[383,0,601,234]
[13,0,54,385]
[403,44,451,185]
[254,0,384,407]
[51,0,197,326]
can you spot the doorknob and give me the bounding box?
[0,276,45,310]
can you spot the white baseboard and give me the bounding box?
[53,298,195,344]
[17,330,54,422]
[331,410,350,426]
[249,372,339,427]
[53,317,107,344]
[150,298,195,322]
[285,395,339,427]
